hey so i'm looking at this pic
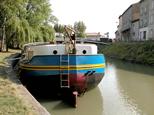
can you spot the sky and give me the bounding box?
[50,0,140,38]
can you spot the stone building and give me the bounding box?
[120,2,140,42]
[86,32,105,40]
[139,0,150,41]
[116,15,123,42]
[148,0,154,40]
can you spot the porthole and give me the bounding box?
[53,50,58,55]
[83,50,87,54]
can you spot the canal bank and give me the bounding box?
[101,41,154,66]
[5,54,50,115]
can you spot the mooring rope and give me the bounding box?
[0,57,21,75]
[0,57,21,63]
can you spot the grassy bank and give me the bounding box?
[101,42,154,65]
[0,49,36,115]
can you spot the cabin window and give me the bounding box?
[28,51,33,60]
[82,50,87,54]
[53,50,58,55]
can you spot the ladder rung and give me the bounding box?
[62,80,69,81]
[61,73,69,75]
[61,86,70,88]
[61,60,69,62]
[61,67,69,68]
[60,55,69,88]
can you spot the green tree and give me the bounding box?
[59,24,64,33]
[41,24,55,42]
[73,21,86,38]
[26,0,57,27]
[6,16,31,49]
[0,0,57,52]
[73,22,78,33]
[54,23,59,33]
[54,24,65,38]
[0,0,26,51]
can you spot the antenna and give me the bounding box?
[104,32,109,38]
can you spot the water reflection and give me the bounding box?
[99,57,154,115]
[105,57,154,76]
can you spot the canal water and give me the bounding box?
[37,57,154,115]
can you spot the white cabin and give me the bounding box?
[23,42,98,60]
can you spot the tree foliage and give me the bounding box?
[0,0,57,51]
[73,21,86,38]
[54,23,64,38]
[53,21,86,38]
[54,23,64,33]
[54,23,59,33]
[59,24,64,33]
[41,25,55,42]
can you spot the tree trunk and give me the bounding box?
[17,43,20,49]
[12,39,14,48]
[6,44,8,52]
[0,25,5,52]
[11,33,15,48]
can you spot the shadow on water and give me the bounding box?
[38,98,75,110]
[35,86,104,115]
[25,84,74,110]
[105,57,154,76]
[26,79,80,109]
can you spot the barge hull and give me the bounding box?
[20,71,104,94]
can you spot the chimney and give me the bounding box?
[98,32,100,35]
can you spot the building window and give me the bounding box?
[150,29,153,40]
[140,32,142,39]
[140,20,143,27]
[132,33,135,41]
[144,18,147,26]
[140,8,143,15]
[145,6,147,13]
[143,31,146,39]
[150,15,154,24]
[132,25,135,32]
[152,1,154,10]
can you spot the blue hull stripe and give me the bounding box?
[20,55,105,76]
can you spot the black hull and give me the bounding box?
[20,69,104,95]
